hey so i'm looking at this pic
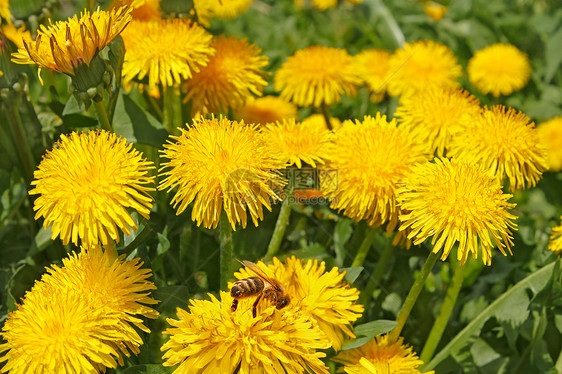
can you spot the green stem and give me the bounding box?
[351,227,378,268]
[219,213,234,290]
[388,251,439,343]
[163,85,176,134]
[93,100,112,131]
[360,241,395,306]
[264,189,294,261]
[420,262,465,364]
[105,240,118,260]
[320,103,333,131]
[6,107,35,184]
[143,90,163,121]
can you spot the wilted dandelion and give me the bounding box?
[29,130,155,247]
[537,116,562,171]
[262,118,331,168]
[236,95,298,126]
[334,335,434,374]
[395,87,480,156]
[353,49,392,102]
[387,40,462,98]
[159,116,287,230]
[161,291,330,374]
[11,7,131,78]
[448,105,547,190]
[121,19,214,89]
[0,245,159,373]
[397,157,518,265]
[549,217,562,255]
[468,43,531,97]
[274,45,361,107]
[321,114,428,228]
[183,35,269,115]
[235,257,364,351]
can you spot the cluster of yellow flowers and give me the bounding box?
[1,1,561,373]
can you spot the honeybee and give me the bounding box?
[230,260,290,318]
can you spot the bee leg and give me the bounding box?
[252,294,263,318]
[231,299,238,312]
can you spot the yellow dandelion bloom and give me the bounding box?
[537,116,562,171]
[301,0,362,10]
[121,19,214,89]
[161,291,329,374]
[11,7,131,76]
[110,0,161,21]
[353,49,392,102]
[549,216,562,255]
[334,335,434,374]
[29,130,155,247]
[386,40,462,98]
[302,113,342,131]
[448,105,547,190]
[395,87,481,156]
[2,23,32,49]
[468,43,531,97]
[274,45,361,107]
[183,35,268,115]
[0,246,159,373]
[320,114,428,228]
[262,118,331,168]
[235,257,364,351]
[0,0,9,22]
[159,116,287,230]
[236,95,298,126]
[194,0,254,27]
[398,157,517,265]
[424,1,448,21]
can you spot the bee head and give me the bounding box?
[276,295,290,310]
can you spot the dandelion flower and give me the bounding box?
[301,0,362,10]
[274,45,361,107]
[468,43,531,97]
[395,87,480,156]
[236,95,298,126]
[549,216,562,255]
[183,35,268,115]
[320,114,428,228]
[537,116,562,171]
[2,23,32,49]
[11,7,131,76]
[302,113,342,131]
[353,49,392,102]
[121,19,214,89]
[386,40,462,98]
[334,335,434,374]
[235,257,364,351]
[110,0,161,21]
[398,157,517,265]
[262,118,331,168]
[448,105,547,190]
[424,1,448,21]
[161,291,329,374]
[159,116,287,230]
[0,246,159,373]
[29,130,155,247]
[0,0,9,22]
[194,0,254,27]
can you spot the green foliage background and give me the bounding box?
[1,0,562,373]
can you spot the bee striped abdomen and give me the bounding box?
[231,277,264,298]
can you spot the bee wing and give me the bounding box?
[239,260,284,290]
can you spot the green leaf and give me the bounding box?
[112,93,168,147]
[340,266,363,284]
[334,218,353,267]
[342,320,397,350]
[122,364,174,374]
[470,338,501,367]
[544,26,562,83]
[425,262,556,371]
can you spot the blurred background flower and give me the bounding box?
[353,49,392,102]
[236,95,298,126]
[537,116,562,172]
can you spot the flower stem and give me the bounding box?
[163,85,177,135]
[219,213,234,290]
[5,107,35,184]
[320,103,333,131]
[388,251,439,343]
[93,100,112,131]
[360,241,394,306]
[265,190,294,261]
[420,262,465,363]
[351,227,378,268]
[105,240,118,261]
